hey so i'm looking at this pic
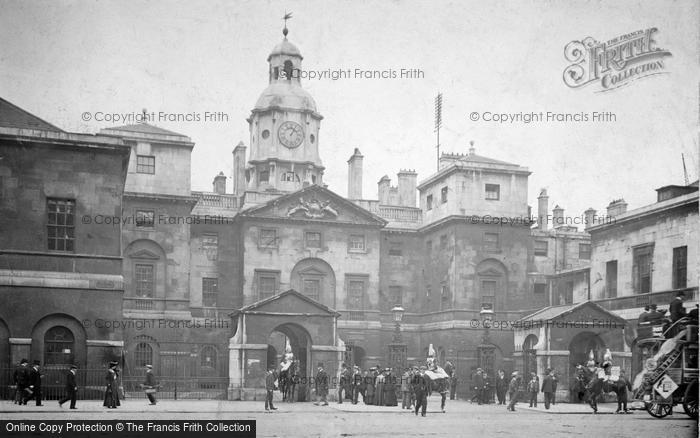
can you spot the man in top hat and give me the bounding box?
[143,364,158,405]
[13,359,29,405]
[59,365,78,409]
[412,366,430,417]
[638,305,651,325]
[646,304,663,324]
[26,360,43,406]
[670,291,687,323]
[313,362,329,406]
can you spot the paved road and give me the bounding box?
[2,396,696,438]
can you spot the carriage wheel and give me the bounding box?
[683,381,698,420]
[646,400,673,418]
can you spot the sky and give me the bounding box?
[1,0,698,223]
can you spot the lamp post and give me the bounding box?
[478,305,496,387]
[388,305,407,373]
[391,305,405,343]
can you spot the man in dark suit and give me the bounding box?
[313,363,329,406]
[13,359,29,405]
[412,366,430,417]
[670,292,686,322]
[337,363,349,404]
[473,368,485,404]
[541,368,555,410]
[25,360,43,406]
[58,365,78,409]
[143,364,158,405]
[264,367,278,411]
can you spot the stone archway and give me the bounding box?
[228,289,342,401]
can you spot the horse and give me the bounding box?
[578,365,622,413]
[280,361,299,402]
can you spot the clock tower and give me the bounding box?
[245,23,324,197]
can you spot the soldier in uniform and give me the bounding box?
[313,362,329,406]
[58,364,78,409]
[412,366,430,417]
[25,360,43,406]
[143,364,158,405]
[13,359,29,405]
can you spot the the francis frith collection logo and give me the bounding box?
[563,27,672,92]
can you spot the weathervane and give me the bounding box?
[283,11,292,38]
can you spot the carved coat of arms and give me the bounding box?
[287,197,338,219]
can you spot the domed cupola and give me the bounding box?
[245,16,325,196]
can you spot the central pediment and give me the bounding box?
[239,185,387,226]
[232,289,340,317]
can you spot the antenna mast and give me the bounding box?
[434,93,443,172]
[682,153,690,185]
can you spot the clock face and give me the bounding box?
[278,121,304,148]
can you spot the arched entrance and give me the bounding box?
[228,289,342,401]
[523,334,538,377]
[268,323,311,381]
[569,331,605,372]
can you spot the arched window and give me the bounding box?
[201,345,217,370]
[283,60,294,80]
[44,326,74,365]
[134,342,153,367]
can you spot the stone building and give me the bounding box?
[0,97,130,397]
[1,24,697,403]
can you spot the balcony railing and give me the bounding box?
[377,206,422,223]
[191,191,238,209]
[593,287,698,311]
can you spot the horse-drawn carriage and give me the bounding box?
[630,317,698,419]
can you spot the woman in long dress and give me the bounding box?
[103,361,120,408]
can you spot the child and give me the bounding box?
[528,373,539,407]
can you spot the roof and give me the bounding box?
[518,300,627,325]
[232,289,340,316]
[268,38,303,60]
[0,97,64,132]
[254,82,318,114]
[105,123,187,137]
[588,191,698,232]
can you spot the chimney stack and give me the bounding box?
[537,189,549,231]
[606,199,628,218]
[584,208,597,229]
[397,169,418,207]
[213,171,226,195]
[469,140,476,156]
[232,141,247,198]
[378,175,391,204]
[347,148,364,200]
[552,205,564,228]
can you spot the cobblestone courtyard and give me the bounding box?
[2,396,696,438]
